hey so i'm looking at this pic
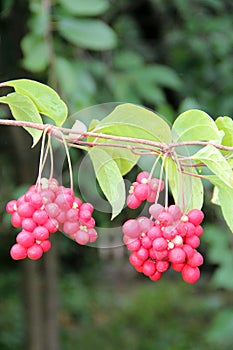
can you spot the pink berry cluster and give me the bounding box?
[6,178,97,260]
[127,171,164,209]
[122,202,204,284]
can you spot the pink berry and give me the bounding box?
[168,247,186,264]
[29,192,43,208]
[149,203,164,219]
[148,178,160,191]
[153,237,168,251]
[182,265,200,284]
[40,240,52,252]
[167,205,182,221]
[187,250,204,267]
[75,230,90,245]
[44,218,59,233]
[33,210,49,225]
[195,225,204,237]
[17,202,35,218]
[187,209,204,226]
[16,231,34,248]
[142,260,156,276]
[150,270,162,281]
[129,252,143,267]
[122,219,141,238]
[33,226,49,241]
[126,238,141,252]
[185,222,196,237]
[136,171,150,183]
[80,202,94,213]
[137,216,153,233]
[41,189,56,204]
[27,244,43,260]
[73,197,82,208]
[185,235,200,248]
[84,217,95,228]
[156,260,170,273]
[55,193,73,210]
[136,247,149,261]
[134,183,149,201]
[45,203,60,218]
[141,236,152,249]
[6,200,17,214]
[66,208,79,222]
[11,212,22,228]
[183,244,194,259]
[87,228,98,243]
[126,194,141,209]
[154,249,168,260]
[79,209,92,222]
[146,189,157,202]
[22,218,37,232]
[63,221,80,235]
[172,262,185,272]
[10,243,27,260]
[56,211,67,223]
[157,211,172,226]
[147,226,162,240]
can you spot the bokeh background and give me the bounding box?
[1,0,233,349]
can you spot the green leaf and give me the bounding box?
[92,103,172,143]
[57,18,117,51]
[203,175,233,232]
[1,79,68,126]
[172,109,223,142]
[192,145,233,187]
[0,92,43,146]
[88,147,125,219]
[21,34,49,72]
[166,158,203,212]
[215,116,233,146]
[58,0,109,16]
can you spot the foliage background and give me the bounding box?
[0,0,233,349]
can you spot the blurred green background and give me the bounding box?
[1,0,233,349]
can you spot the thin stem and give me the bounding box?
[164,158,169,210]
[149,155,162,180]
[36,130,48,190]
[48,135,54,180]
[61,133,73,192]
[155,155,166,204]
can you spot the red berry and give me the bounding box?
[185,235,200,248]
[63,221,80,235]
[22,218,37,232]
[87,228,98,243]
[147,226,161,240]
[195,225,204,237]
[137,216,153,233]
[45,203,60,218]
[75,230,90,245]
[149,203,164,219]
[129,252,143,267]
[11,212,22,228]
[141,236,152,249]
[172,262,185,272]
[168,247,186,264]
[136,247,149,261]
[40,240,51,252]
[142,260,156,276]
[126,238,141,252]
[182,265,200,284]
[136,171,150,183]
[44,218,59,233]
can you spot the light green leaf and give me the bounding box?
[172,109,223,142]
[215,116,233,146]
[203,175,233,232]
[93,103,172,143]
[88,147,125,219]
[166,158,203,212]
[0,92,43,146]
[57,18,117,51]
[192,145,233,188]
[1,79,68,126]
[59,0,109,16]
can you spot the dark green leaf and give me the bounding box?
[21,34,49,72]
[0,92,43,146]
[57,18,117,50]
